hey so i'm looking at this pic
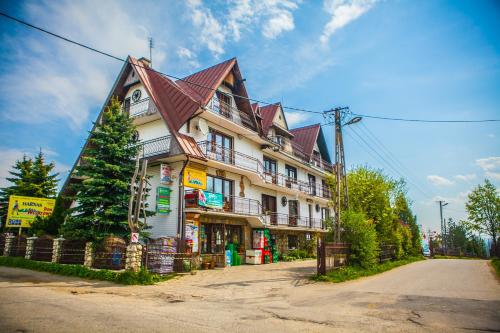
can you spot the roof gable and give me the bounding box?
[290,124,331,163]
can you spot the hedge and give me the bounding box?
[0,256,175,285]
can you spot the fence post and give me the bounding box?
[125,243,143,272]
[84,242,94,268]
[52,238,65,263]
[317,237,326,275]
[25,237,37,260]
[3,234,15,257]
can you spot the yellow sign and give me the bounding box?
[183,167,207,190]
[6,195,56,228]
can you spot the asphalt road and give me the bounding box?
[0,259,499,332]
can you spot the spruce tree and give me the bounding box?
[0,153,58,227]
[62,98,139,241]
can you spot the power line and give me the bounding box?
[0,11,323,115]
[346,126,433,199]
[349,112,500,123]
[2,11,500,123]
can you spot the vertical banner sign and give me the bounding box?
[183,167,207,190]
[185,222,199,253]
[156,187,171,215]
[6,195,56,228]
[160,164,172,185]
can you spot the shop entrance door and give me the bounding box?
[262,195,277,225]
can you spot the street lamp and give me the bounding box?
[344,116,362,126]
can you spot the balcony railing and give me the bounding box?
[197,141,332,199]
[135,135,172,159]
[206,96,255,131]
[265,213,325,230]
[266,135,333,173]
[185,190,262,216]
[124,98,158,118]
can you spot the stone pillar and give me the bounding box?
[3,235,15,257]
[125,243,143,272]
[25,237,38,260]
[52,238,65,263]
[83,242,94,268]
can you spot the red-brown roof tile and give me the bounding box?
[290,124,321,160]
[259,103,280,135]
[176,58,236,104]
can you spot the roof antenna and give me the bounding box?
[149,37,154,68]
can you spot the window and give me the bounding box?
[308,174,316,196]
[208,129,233,164]
[308,204,313,228]
[321,179,330,198]
[206,175,233,211]
[263,156,277,184]
[124,97,131,116]
[321,207,330,220]
[288,235,298,250]
[285,165,297,188]
[200,224,224,254]
[216,91,232,118]
[262,195,277,225]
[225,225,243,250]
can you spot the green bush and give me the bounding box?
[492,258,500,278]
[341,210,379,268]
[0,256,174,285]
[313,256,424,283]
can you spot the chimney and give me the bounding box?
[138,57,151,68]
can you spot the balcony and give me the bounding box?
[135,135,172,159]
[184,191,263,219]
[124,98,158,118]
[265,213,325,230]
[206,96,256,131]
[267,135,334,173]
[197,141,332,200]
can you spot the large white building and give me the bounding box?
[64,56,333,263]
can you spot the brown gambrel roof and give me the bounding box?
[130,57,206,160]
[290,124,321,161]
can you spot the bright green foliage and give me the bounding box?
[0,256,175,285]
[341,210,379,268]
[394,193,422,255]
[62,98,139,241]
[446,219,486,257]
[492,258,500,278]
[0,152,59,226]
[30,195,66,237]
[313,256,424,283]
[465,180,500,256]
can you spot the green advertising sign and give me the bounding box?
[198,190,223,209]
[156,186,171,215]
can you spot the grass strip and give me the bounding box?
[0,256,175,285]
[312,256,424,283]
[491,258,500,278]
[433,255,482,260]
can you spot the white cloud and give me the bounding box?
[476,157,500,181]
[186,0,300,56]
[427,175,454,187]
[0,0,165,129]
[176,47,200,68]
[454,174,476,182]
[320,0,377,45]
[285,112,310,127]
[186,0,226,57]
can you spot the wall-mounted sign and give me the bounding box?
[183,167,207,190]
[156,186,171,215]
[160,164,173,185]
[198,191,223,209]
[6,195,56,228]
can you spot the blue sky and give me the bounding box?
[0,0,499,232]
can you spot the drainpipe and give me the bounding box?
[177,157,190,240]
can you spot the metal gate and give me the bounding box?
[317,241,350,275]
[60,240,86,264]
[11,235,27,257]
[32,237,54,262]
[93,237,127,270]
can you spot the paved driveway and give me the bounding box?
[0,259,499,332]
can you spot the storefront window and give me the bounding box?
[225,225,243,252]
[288,235,298,250]
[200,224,225,254]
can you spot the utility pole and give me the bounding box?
[324,107,354,242]
[437,200,448,254]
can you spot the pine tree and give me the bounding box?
[61,98,139,241]
[0,153,58,227]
